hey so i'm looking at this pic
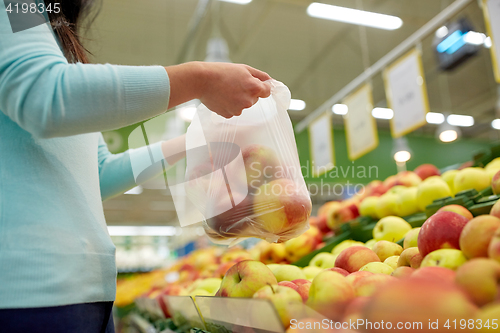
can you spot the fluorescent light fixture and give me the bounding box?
[178,105,197,122]
[464,31,486,45]
[289,99,306,111]
[492,119,500,130]
[447,114,474,127]
[219,0,251,4]
[108,226,176,236]
[306,2,402,30]
[439,130,458,143]
[332,104,348,115]
[437,30,465,54]
[372,107,394,119]
[484,36,492,49]
[435,26,449,39]
[426,112,445,124]
[125,186,143,195]
[394,151,411,163]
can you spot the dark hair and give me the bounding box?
[44,0,97,64]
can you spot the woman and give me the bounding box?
[0,0,272,332]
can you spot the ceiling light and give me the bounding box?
[392,137,412,163]
[484,36,492,49]
[332,104,348,115]
[125,186,143,195]
[435,26,449,39]
[306,2,403,30]
[289,99,306,111]
[426,112,445,124]
[447,114,474,127]
[439,130,458,143]
[463,31,486,45]
[219,0,251,4]
[372,107,394,119]
[492,119,500,130]
[108,226,176,236]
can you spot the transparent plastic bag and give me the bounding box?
[178,80,311,244]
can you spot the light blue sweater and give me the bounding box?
[0,2,170,308]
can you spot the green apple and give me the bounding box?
[384,256,400,270]
[420,249,467,271]
[219,260,277,297]
[372,240,403,261]
[416,176,452,211]
[394,187,420,217]
[359,262,394,275]
[267,264,306,282]
[309,252,338,269]
[331,240,365,255]
[253,284,303,328]
[373,216,412,242]
[403,227,420,249]
[302,266,323,280]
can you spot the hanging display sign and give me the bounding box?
[308,112,335,177]
[343,84,379,160]
[483,0,500,83]
[383,49,430,138]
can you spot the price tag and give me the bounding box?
[343,84,378,160]
[308,113,335,176]
[383,49,430,138]
[483,0,500,83]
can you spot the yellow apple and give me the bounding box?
[309,252,338,269]
[365,239,377,249]
[455,258,500,307]
[359,262,394,275]
[394,187,420,217]
[397,247,423,269]
[403,227,420,249]
[375,192,398,219]
[460,215,500,259]
[267,264,306,282]
[352,274,396,297]
[420,249,467,271]
[441,169,459,195]
[416,176,452,211]
[372,216,412,242]
[454,167,490,193]
[331,240,365,255]
[219,260,278,297]
[359,196,379,219]
[476,302,500,332]
[302,266,323,280]
[372,240,403,261]
[253,284,303,328]
[384,256,399,269]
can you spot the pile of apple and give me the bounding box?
[212,199,500,332]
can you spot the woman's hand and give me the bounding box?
[165,62,272,118]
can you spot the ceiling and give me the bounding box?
[84,0,500,225]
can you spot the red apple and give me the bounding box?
[218,260,277,297]
[242,144,280,190]
[411,266,456,284]
[324,267,349,277]
[391,266,415,278]
[292,279,312,302]
[437,204,473,220]
[395,171,422,187]
[492,170,500,195]
[418,211,470,257]
[459,215,500,259]
[397,247,423,269]
[278,281,300,291]
[335,246,381,273]
[488,226,500,263]
[345,271,374,286]
[352,274,396,297]
[414,163,441,180]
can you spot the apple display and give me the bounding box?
[420,249,467,270]
[359,196,379,219]
[306,271,355,320]
[454,167,490,194]
[418,211,470,257]
[383,256,399,269]
[372,216,412,242]
[441,169,459,195]
[363,278,477,333]
[397,247,423,269]
[372,240,403,261]
[394,187,420,217]
[253,284,303,328]
[253,178,312,238]
[460,215,500,259]
[410,266,456,284]
[352,274,396,297]
[219,260,277,297]
[455,258,500,307]
[335,246,381,273]
[403,227,420,249]
[359,262,394,275]
[416,176,452,211]
[391,266,415,278]
[437,204,473,220]
[267,264,306,282]
[414,164,441,180]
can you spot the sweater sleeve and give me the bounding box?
[98,133,167,201]
[0,1,170,139]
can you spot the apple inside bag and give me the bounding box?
[182,80,312,244]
